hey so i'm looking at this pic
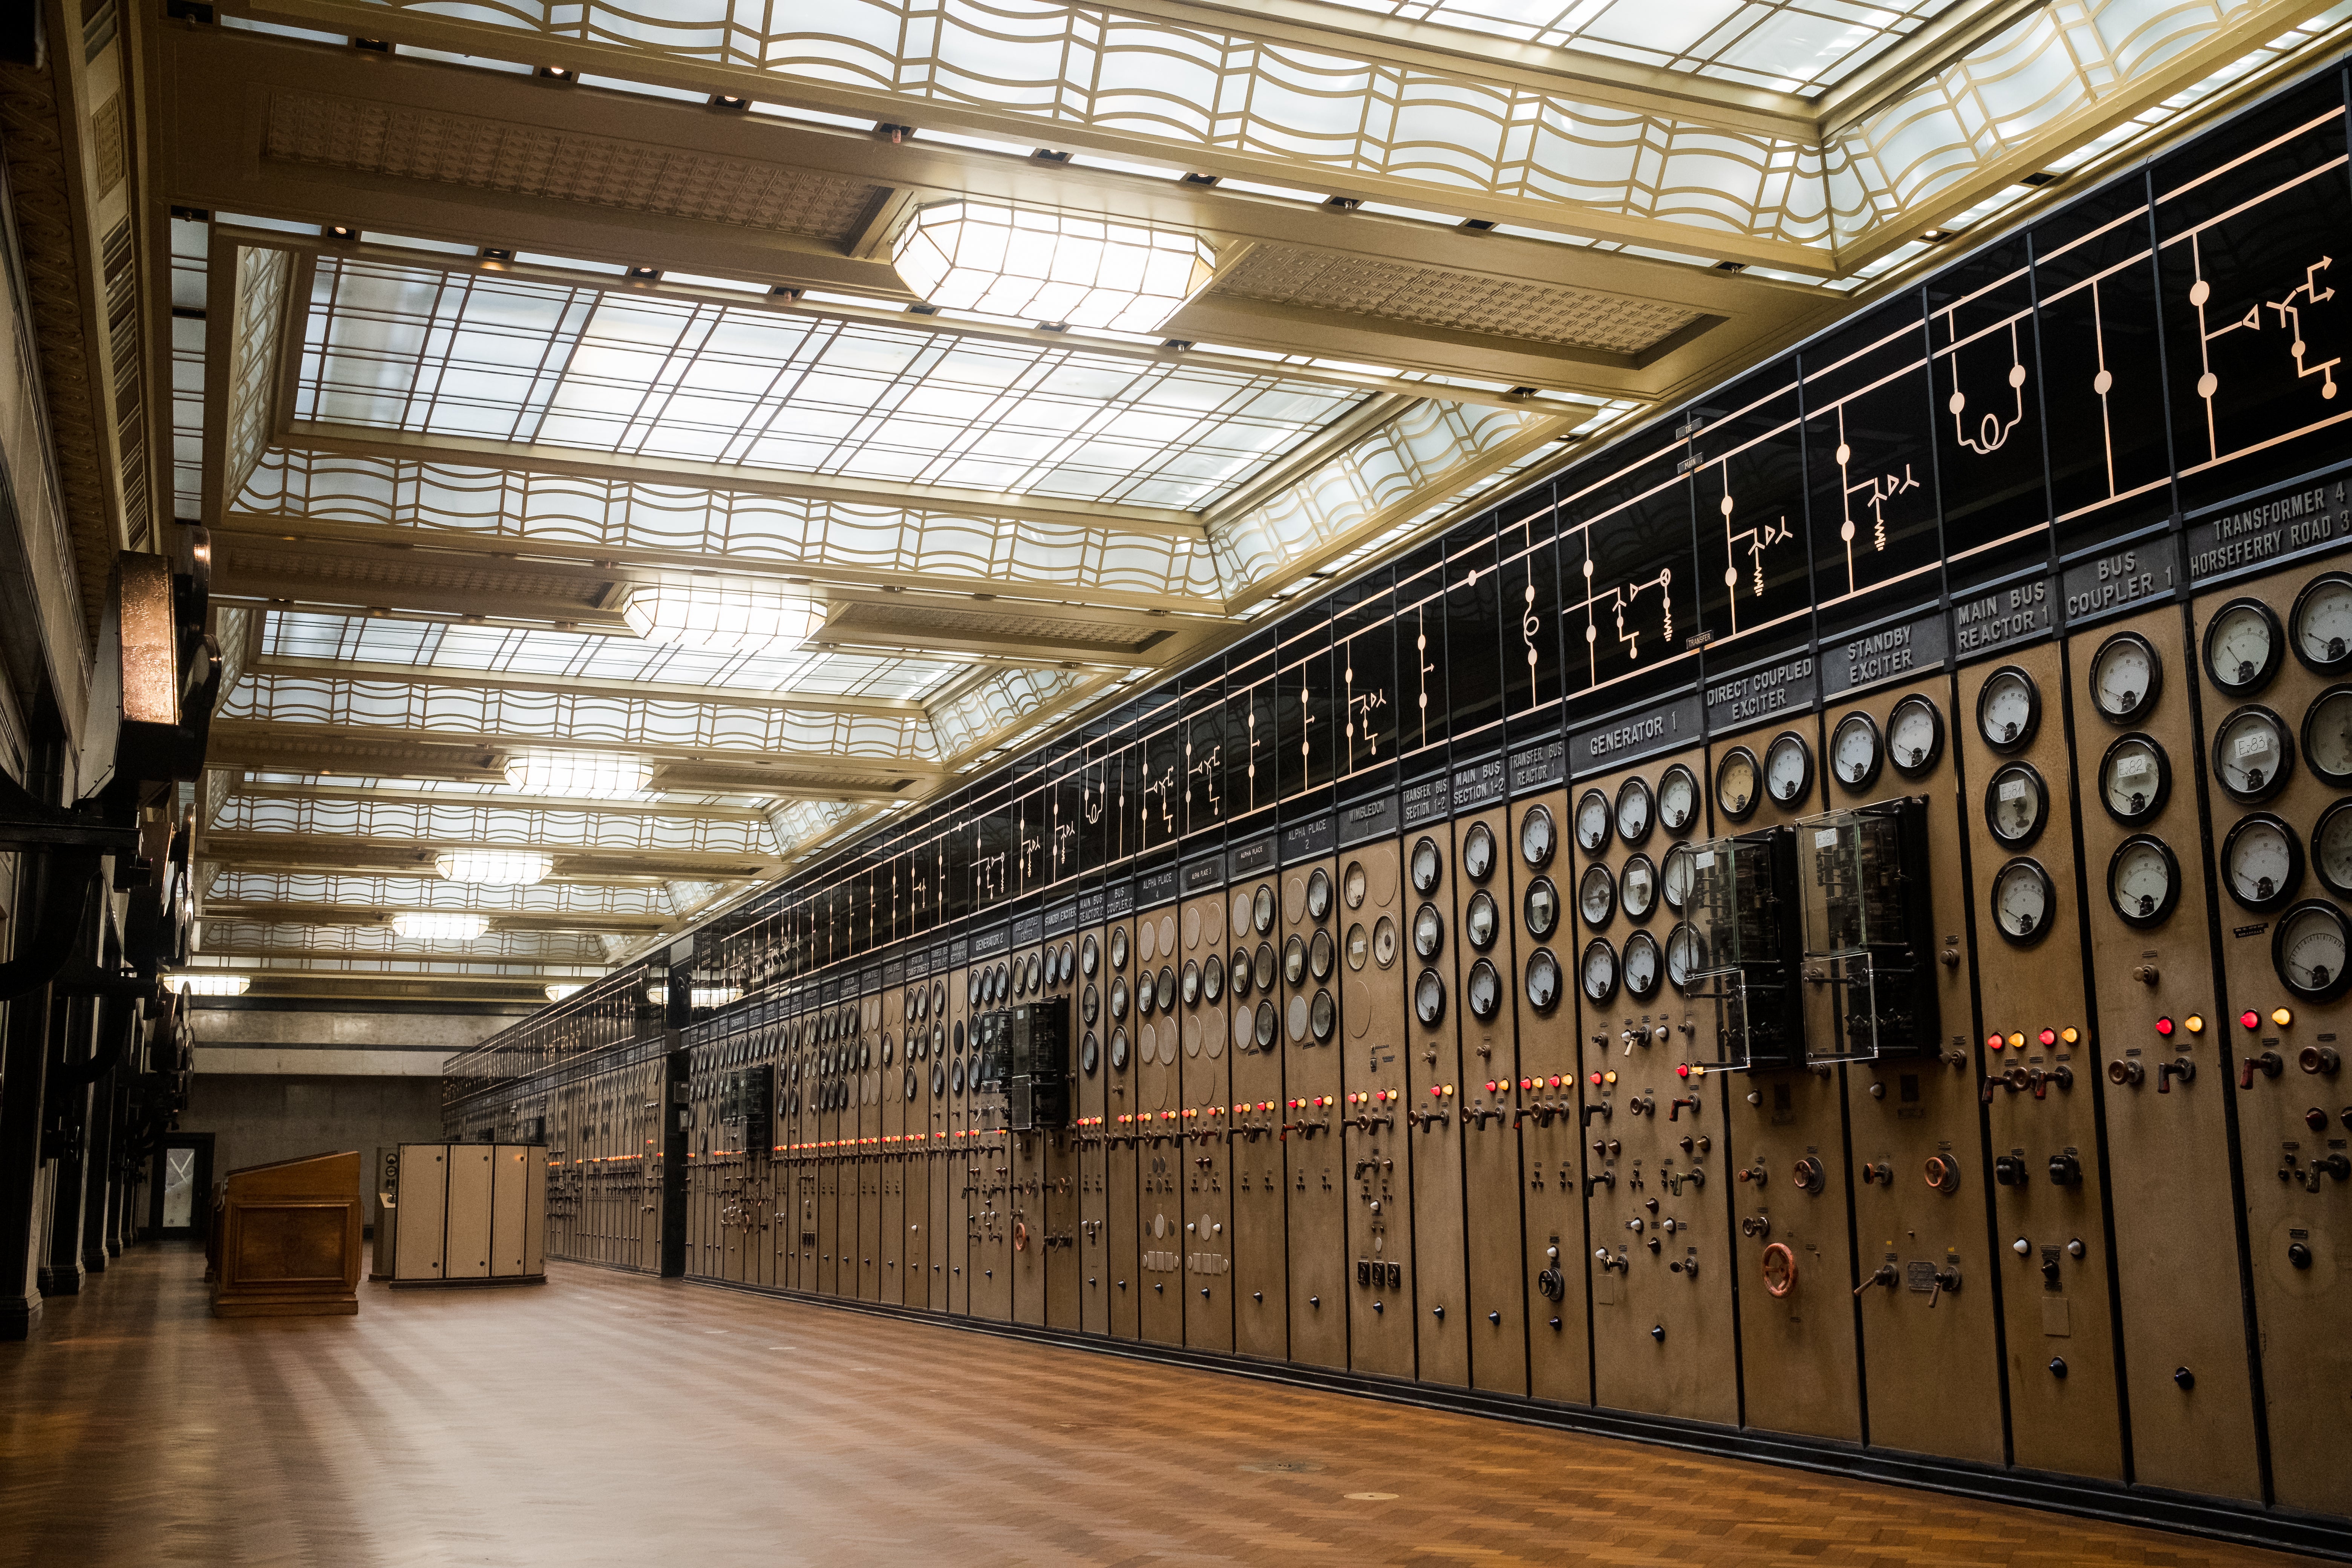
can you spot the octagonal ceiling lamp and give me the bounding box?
[504,750,654,799]
[622,579,822,653]
[390,911,490,941]
[435,849,555,887]
[891,200,1217,332]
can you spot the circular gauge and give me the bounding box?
[2089,631,2162,723]
[2107,836,2181,928]
[1345,923,1368,970]
[1764,732,1814,808]
[1203,954,1225,1004]
[1283,935,1306,987]
[1110,926,1129,970]
[1621,853,1657,922]
[1412,902,1445,960]
[1523,877,1560,939]
[1520,805,1557,869]
[1110,1029,1129,1072]
[1977,667,2040,753]
[1026,952,1042,994]
[1524,948,1561,1013]
[1413,969,1446,1026]
[1156,966,1176,1012]
[1830,711,1882,792]
[2204,598,2283,697]
[905,1068,917,1102]
[1578,862,1617,928]
[951,1060,965,1095]
[1990,858,2055,945]
[1253,943,1276,993]
[1255,999,1279,1049]
[881,1034,895,1067]
[1080,937,1098,979]
[932,1063,947,1097]
[1463,823,1496,883]
[2276,902,2351,1001]
[1659,765,1699,834]
[2316,799,2352,897]
[2098,734,2171,824]
[1253,884,1276,935]
[1343,862,1367,909]
[2291,571,2352,674]
[1372,915,1399,969]
[1060,943,1076,985]
[1574,790,1611,853]
[1580,939,1619,1005]
[1080,1033,1099,1076]
[1889,695,1944,778]
[967,972,982,1008]
[1662,842,1696,913]
[1306,867,1333,920]
[1135,972,1155,1018]
[2222,813,2303,911]
[1616,777,1654,846]
[953,1020,965,1054]
[1309,927,1334,980]
[1228,948,1252,1001]
[1985,761,2049,849]
[1181,961,1201,1007]
[1310,988,1335,1043]
[933,981,948,1018]
[1623,929,1661,1001]
[1715,747,1760,820]
[1466,960,1502,1022]
[1109,976,1130,1021]
[1410,837,1441,894]
[1465,890,1499,952]
[2211,705,2294,804]
[2304,686,2352,786]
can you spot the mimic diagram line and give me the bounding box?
[2191,237,2341,463]
[1831,404,1917,597]
[1714,460,1793,636]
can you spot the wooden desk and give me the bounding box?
[208,1151,362,1318]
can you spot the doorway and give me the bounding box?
[149,1133,213,1239]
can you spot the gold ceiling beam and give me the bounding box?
[194,943,600,972]
[227,779,774,823]
[202,900,674,933]
[250,655,926,718]
[201,831,779,880]
[209,717,943,784]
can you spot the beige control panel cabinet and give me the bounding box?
[383,1143,549,1287]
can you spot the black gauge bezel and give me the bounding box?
[1888,695,1945,779]
[1524,948,1562,1014]
[1079,937,1097,978]
[1202,953,1225,1003]
[1282,934,1306,987]
[1658,764,1700,834]
[1622,928,1662,1002]
[1577,861,1617,929]
[1462,821,1497,883]
[1110,1029,1129,1071]
[1579,937,1619,1005]
[2316,799,2352,898]
[2088,630,2163,724]
[1829,710,1883,793]
[1109,976,1129,1021]
[1523,876,1560,940]
[1574,789,1611,852]
[1615,775,1655,847]
[1620,852,1658,923]
[1983,760,2050,850]
[2202,596,2285,697]
[1714,746,1761,822]
[1464,889,1500,952]
[1410,836,1442,894]
[1255,999,1279,1050]
[1309,927,1334,980]
[1343,861,1367,909]
[1181,960,1200,1006]
[1975,666,2041,754]
[1520,804,1557,869]
[2096,732,2171,825]
[1156,966,1176,1012]
[1661,842,1695,913]
[1080,1034,1099,1076]
[1228,948,1252,1000]
[1110,926,1129,970]
[1306,867,1333,920]
[1254,884,1277,934]
[2106,835,2182,929]
[2302,684,2352,788]
[1411,901,1446,960]
[1465,959,1502,1021]
[1371,915,1398,969]
[1763,730,1816,808]
[2221,812,2305,913]
[1310,988,1336,1042]
[2289,571,2352,676]
[2210,703,2295,805]
[1253,942,1276,993]
[2275,900,2352,1001]
[1413,968,1446,1026]
[1989,856,2058,947]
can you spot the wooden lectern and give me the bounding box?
[208,1150,363,1317]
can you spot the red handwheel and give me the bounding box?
[1761,1241,1797,1298]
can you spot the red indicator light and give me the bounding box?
[1589,1071,1603,1085]
[2039,1028,2057,1047]
[1485,1080,1498,1093]
[1430,1085,1442,1097]
[2155,1017,2174,1037]
[2241,1010,2261,1031]
[1675,1063,1690,1079]
[1986,1033,2003,1050]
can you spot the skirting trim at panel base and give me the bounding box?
[383,1274,549,1289]
[643,1266,2352,1564]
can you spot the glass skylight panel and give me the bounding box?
[297,257,1363,511]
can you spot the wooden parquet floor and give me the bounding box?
[0,1246,2324,1568]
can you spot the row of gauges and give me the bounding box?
[1557,925,1707,1009]
[960,941,1084,1009]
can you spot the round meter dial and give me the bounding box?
[1524,948,1561,1013]
[2221,813,2303,911]
[1523,877,1560,939]
[2316,799,2352,897]
[2097,734,2170,824]
[1343,862,1367,909]
[2088,631,2161,723]
[1616,777,1654,846]
[1413,969,1446,1026]
[1466,960,1502,1022]
[1977,667,2040,752]
[1306,867,1332,920]
[2107,836,2180,928]
[1666,922,1704,992]
[1578,863,1617,928]
[1658,765,1699,833]
[2203,598,2283,696]
[2290,571,2352,675]
[2275,902,2351,1001]
[1990,858,2055,945]
[1412,902,1445,960]
[1282,936,1306,988]
[1888,695,1945,778]
[2211,705,2293,804]
[1830,711,1882,792]
[1410,837,1441,894]
[1110,926,1129,970]
[1580,939,1619,1005]
[1462,822,1496,884]
[1464,890,1499,952]
[1716,747,1761,821]
[1574,790,1611,853]
[1984,761,2049,849]
[2303,685,2352,787]
[1764,732,1814,807]
[1372,916,1398,969]
[1081,936,1098,978]
[1662,842,1697,913]
[1202,954,1225,1004]
[1253,884,1276,934]
[1623,929,1661,1002]
[1519,805,1556,869]
[1620,853,1658,922]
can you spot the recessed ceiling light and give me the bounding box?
[435,849,554,886]
[1179,172,1220,187]
[479,247,515,262]
[892,199,1216,334]
[709,93,747,109]
[325,224,357,242]
[627,265,662,281]
[351,37,389,52]
[1922,228,1957,243]
[537,64,573,80]
[875,122,915,143]
[504,751,653,799]
[1458,217,1497,232]
[623,579,822,652]
[769,285,803,300]
[1323,195,1362,210]
[2021,171,2058,187]
[390,911,490,941]
[1032,149,1070,164]
[167,974,249,996]
[1713,260,1746,272]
